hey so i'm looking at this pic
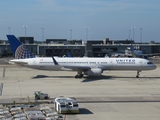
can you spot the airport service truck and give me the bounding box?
[34,90,49,100]
[54,97,79,114]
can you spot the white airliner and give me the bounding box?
[7,35,157,78]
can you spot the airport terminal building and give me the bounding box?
[0,37,160,57]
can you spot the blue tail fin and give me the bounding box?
[6,35,35,59]
[67,53,71,57]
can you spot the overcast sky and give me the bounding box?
[0,0,160,42]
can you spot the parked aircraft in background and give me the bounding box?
[130,40,160,58]
[7,35,157,78]
[102,43,145,58]
[106,39,160,58]
[130,41,148,58]
[63,53,72,57]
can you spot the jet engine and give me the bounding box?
[84,68,102,76]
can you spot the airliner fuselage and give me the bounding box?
[10,57,156,78]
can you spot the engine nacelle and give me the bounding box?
[84,68,102,76]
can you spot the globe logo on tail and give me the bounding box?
[15,45,35,59]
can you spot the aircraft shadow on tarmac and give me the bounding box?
[31,75,113,81]
[82,75,113,82]
[81,76,160,82]
[32,75,75,79]
[31,75,117,82]
[31,75,160,82]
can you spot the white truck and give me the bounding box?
[54,97,79,114]
[34,90,49,100]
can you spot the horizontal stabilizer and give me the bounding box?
[9,60,28,66]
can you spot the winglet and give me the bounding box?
[6,35,35,59]
[52,57,59,65]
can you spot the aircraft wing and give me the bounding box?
[52,57,90,71]
[61,66,90,71]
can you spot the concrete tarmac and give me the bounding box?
[0,64,160,120]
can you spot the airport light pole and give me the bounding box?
[131,27,136,41]
[8,27,11,35]
[85,27,89,41]
[129,29,131,40]
[70,29,72,40]
[140,28,142,43]
[23,25,28,41]
[41,28,44,43]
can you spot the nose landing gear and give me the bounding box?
[136,70,141,78]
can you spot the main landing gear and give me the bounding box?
[136,70,141,78]
[75,71,84,78]
[75,74,83,78]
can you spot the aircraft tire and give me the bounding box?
[80,74,83,78]
[75,74,83,78]
[75,75,78,78]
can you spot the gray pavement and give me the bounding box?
[0,64,160,120]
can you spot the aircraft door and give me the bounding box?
[110,61,113,65]
[139,60,144,66]
[33,60,36,65]
[109,60,114,69]
[110,60,116,66]
[32,60,37,69]
[34,60,36,65]
[27,59,36,69]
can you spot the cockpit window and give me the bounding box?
[147,62,153,64]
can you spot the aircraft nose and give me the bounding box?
[152,64,157,70]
